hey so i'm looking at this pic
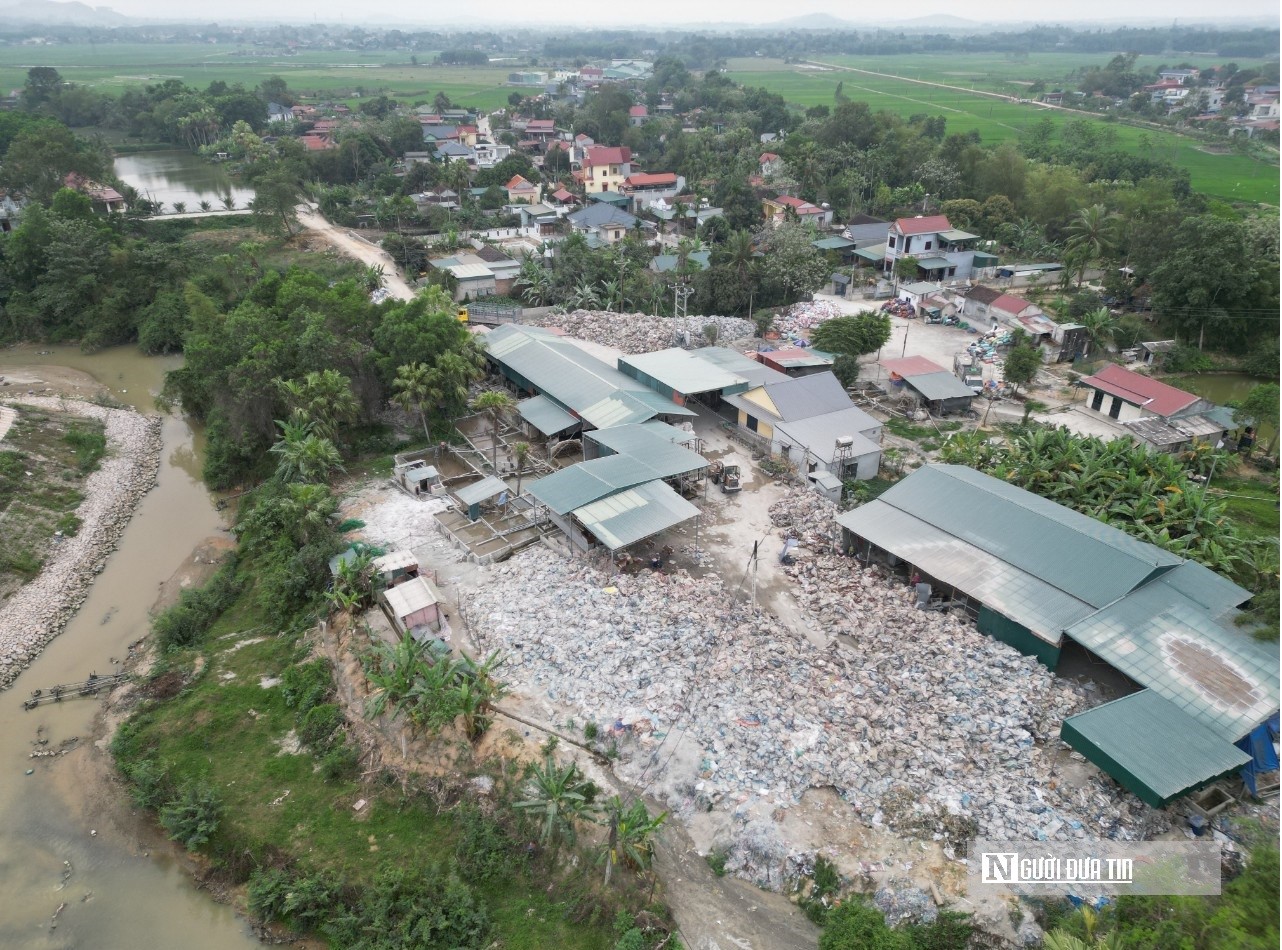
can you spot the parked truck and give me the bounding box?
[953,353,983,394]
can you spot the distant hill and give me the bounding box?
[0,0,128,26]
[766,13,858,30]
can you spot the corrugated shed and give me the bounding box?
[880,466,1180,608]
[518,394,578,435]
[586,423,698,459]
[1150,561,1251,616]
[1061,690,1252,807]
[527,442,706,515]
[455,475,508,507]
[1064,583,1278,741]
[620,348,747,396]
[486,325,674,427]
[903,371,975,402]
[837,499,1090,642]
[573,480,699,551]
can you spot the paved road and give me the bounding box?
[296,206,417,301]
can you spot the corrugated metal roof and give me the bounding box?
[1150,561,1251,616]
[773,409,882,463]
[813,236,857,250]
[939,228,979,242]
[573,479,699,550]
[621,349,746,396]
[383,576,441,617]
[900,281,941,295]
[763,373,854,422]
[486,325,662,425]
[881,355,948,377]
[854,243,887,261]
[586,423,698,459]
[837,499,1090,641]
[759,346,834,369]
[1064,583,1278,741]
[448,263,495,280]
[914,256,953,270]
[372,551,418,573]
[518,394,578,435]
[870,465,1181,609]
[904,371,975,402]
[691,347,789,388]
[527,441,706,515]
[1061,690,1252,807]
[455,475,508,506]
[639,420,698,444]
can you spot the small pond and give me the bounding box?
[113,149,255,212]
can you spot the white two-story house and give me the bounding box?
[884,215,990,283]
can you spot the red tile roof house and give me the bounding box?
[580,145,632,192]
[1079,363,1210,423]
[884,214,985,282]
[629,104,648,127]
[505,175,540,204]
[759,152,783,176]
[764,194,832,227]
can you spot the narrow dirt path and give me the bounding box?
[295,206,417,301]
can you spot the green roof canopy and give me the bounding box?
[939,228,979,242]
[813,236,857,250]
[914,256,953,270]
[1061,690,1251,807]
[573,479,699,551]
[854,243,887,262]
[1065,578,1274,741]
[621,348,747,397]
[518,394,578,435]
[527,440,706,515]
[972,251,1000,266]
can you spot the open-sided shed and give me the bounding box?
[572,480,700,552]
[455,475,508,522]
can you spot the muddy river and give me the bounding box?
[0,345,259,947]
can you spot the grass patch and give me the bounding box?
[726,54,1278,204]
[114,582,640,950]
[884,417,962,440]
[0,408,107,596]
[1212,472,1280,543]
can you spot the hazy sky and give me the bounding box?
[101,0,1281,27]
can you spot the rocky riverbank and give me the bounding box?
[0,398,162,689]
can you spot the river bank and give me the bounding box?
[0,397,162,690]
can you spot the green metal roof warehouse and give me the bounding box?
[836,464,1278,803]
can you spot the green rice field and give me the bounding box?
[0,43,516,111]
[727,55,1279,205]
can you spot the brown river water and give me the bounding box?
[0,345,260,948]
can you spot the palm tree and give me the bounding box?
[515,257,553,306]
[514,755,598,857]
[199,200,212,212]
[1065,204,1115,287]
[1077,307,1120,355]
[471,390,516,471]
[512,442,531,498]
[221,195,236,211]
[600,796,667,887]
[281,482,340,545]
[277,370,360,441]
[392,362,433,440]
[269,421,345,483]
[173,201,187,214]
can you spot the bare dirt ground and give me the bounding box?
[295,205,417,301]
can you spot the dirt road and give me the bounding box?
[296,206,417,301]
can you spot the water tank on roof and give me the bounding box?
[835,436,854,449]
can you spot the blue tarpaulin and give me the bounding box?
[1237,714,1280,796]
